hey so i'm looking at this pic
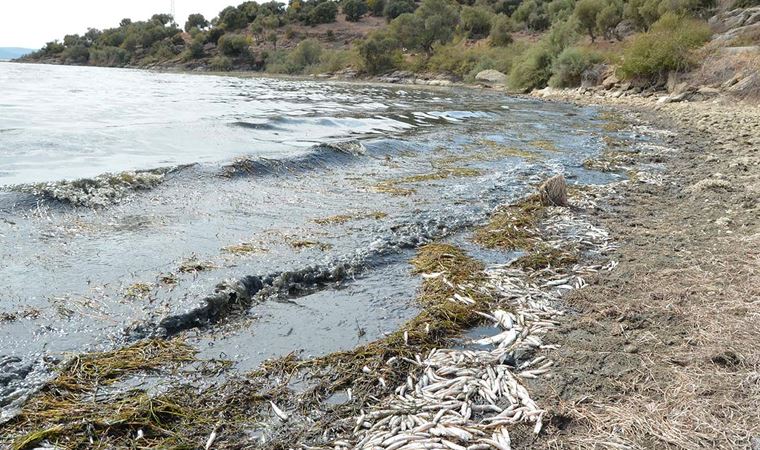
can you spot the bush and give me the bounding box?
[183,39,205,60]
[344,0,369,21]
[618,13,711,80]
[218,34,250,56]
[508,43,553,91]
[358,32,401,73]
[308,1,339,24]
[89,46,130,66]
[490,15,514,46]
[290,39,323,68]
[425,42,525,79]
[389,13,425,49]
[460,7,493,38]
[548,46,604,87]
[206,27,226,45]
[210,55,232,71]
[733,0,760,7]
[384,0,417,20]
[62,45,90,64]
[369,0,387,15]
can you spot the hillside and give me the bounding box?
[17,0,760,96]
[0,47,34,60]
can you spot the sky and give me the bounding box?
[0,1,239,49]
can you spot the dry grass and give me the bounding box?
[312,211,387,225]
[525,101,760,450]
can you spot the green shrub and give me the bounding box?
[313,48,360,73]
[549,46,604,87]
[384,0,417,20]
[217,6,249,29]
[369,0,387,15]
[210,55,233,71]
[358,31,401,73]
[218,34,250,56]
[344,0,369,21]
[290,39,323,68]
[618,13,711,80]
[42,41,65,55]
[508,43,553,91]
[308,1,339,24]
[490,15,514,46]
[425,42,526,79]
[90,46,130,66]
[389,13,425,49]
[460,6,493,39]
[62,45,90,64]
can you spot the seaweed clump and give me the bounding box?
[475,195,579,270]
[373,167,482,196]
[3,340,198,449]
[474,195,546,250]
[313,211,387,225]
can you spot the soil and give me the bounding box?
[520,92,760,449]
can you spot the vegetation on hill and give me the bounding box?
[21,0,725,91]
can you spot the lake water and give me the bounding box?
[0,62,621,423]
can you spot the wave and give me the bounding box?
[220,140,367,178]
[125,211,481,340]
[6,165,192,208]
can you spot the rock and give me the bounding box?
[539,174,568,207]
[581,64,607,88]
[687,178,733,193]
[602,73,620,90]
[475,69,507,85]
[751,436,760,450]
[715,216,732,226]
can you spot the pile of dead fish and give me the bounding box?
[327,204,617,450]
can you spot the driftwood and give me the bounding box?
[539,174,568,207]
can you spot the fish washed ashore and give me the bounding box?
[1,72,758,449]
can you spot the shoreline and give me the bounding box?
[522,90,760,448]
[1,66,757,447]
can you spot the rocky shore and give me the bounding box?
[521,89,760,448]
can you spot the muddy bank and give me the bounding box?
[521,90,760,448]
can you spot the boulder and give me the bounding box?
[539,174,568,207]
[602,73,620,90]
[475,70,507,85]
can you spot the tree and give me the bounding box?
[218,6,249,29]
[185,13,210,32]
[490,15,514,46]
[460,6,492,38]
[344,0,369,21]
[368,0,387,16]
[151,14,174,26]
[596,0,623,40]
[416,0,460,51]
[307,1,339,24]
[389,13,425,49]
[267,31,278,49]
[384,0,416,20]
[120,18,132,27]
[573,0,606,41]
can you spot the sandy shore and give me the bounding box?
[522,90,760,449]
